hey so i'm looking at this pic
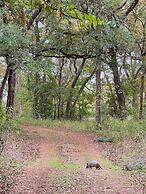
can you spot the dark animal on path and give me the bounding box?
[86,160,102,169]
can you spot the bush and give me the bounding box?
[0,107,20,154]
[102,117,146,141]
[96,137,113,142]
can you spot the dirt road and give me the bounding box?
[9,125,143,194]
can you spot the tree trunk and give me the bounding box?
[109,48,126,119]
[132,95,136,109]
[72,62,98,111]
[33,73,40,118]
[53,97,57,119]
[139,18,146,118]
[78,103,82,120]
[65,58,86,118]
[0,65,9,103]
[33,21,41,118]
[131,56,137,110]
[42,72,47,119]
[139,73,145,119]
[14,69,23,116]
[103,67,118,116]
[96,58,101,129]
[57,58,64,119]
[6,68,16,117]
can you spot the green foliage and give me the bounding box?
[66,2,105,29]
[102,117,146,141]
[96,137,113,143]
[105,0,122,9]
[0,107,21,154]
[103,91,118,117]
[0,119,20,134]
[0,23,30,52]
[0,0,145,141]
[0,107,21,134]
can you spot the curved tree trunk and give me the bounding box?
[65,58,86,118]
[109,48,126,119]
[72,62,98,111]
[0,65,9,103]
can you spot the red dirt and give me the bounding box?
[4,125,145,194]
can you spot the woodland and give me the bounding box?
[0,0,146,193]
[0,0,146,124]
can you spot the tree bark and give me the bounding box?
[33,73,40,118]
[33,21,40,118]
[109,48,126,119]
[53,97,57,120]
[0,65,9,103]
[57,58,64,119]
[6,68,16,117]
[125,0,139,17]
[27,7,42,30]
[42,72,48,119]
[139,73,144,119]
[96,57,101,129]
[139,17,146,119]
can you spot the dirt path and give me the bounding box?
[9,125,143,194]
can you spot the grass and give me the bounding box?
[17,117,97,133]
[100,157,121,171]
[18,116,146,141]
[64,162,79,170]
[49,157,63,169]
[101,117,146,141]
[49,157,79,170]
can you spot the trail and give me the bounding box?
[9,125,143,194]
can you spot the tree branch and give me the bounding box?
[116,1,127,11]
[125,0,139,16]
[27,7,42,30]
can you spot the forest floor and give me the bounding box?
[0,124,145,194]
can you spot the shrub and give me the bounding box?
[102,117,146,141]
[0,118,21,155]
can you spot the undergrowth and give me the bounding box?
[0,109,21,155]
[0,119,21,134]
[17,117,96,133]
[18,116,146,141]
[102,117,146,141]
[0,107,21,134]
